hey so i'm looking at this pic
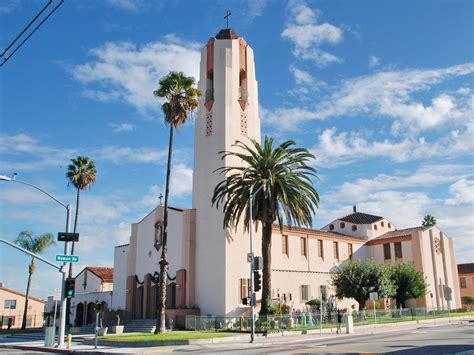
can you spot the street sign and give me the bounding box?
[53,288,61,301]
[443,285,452,301]
[58,232,79,242]
[55,255,79,263]
[369,292,379,301]
[247,252,254,263]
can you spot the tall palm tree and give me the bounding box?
[212,136,320,315]
[153,71,200,333]
[66,156,97,277]
[15,231,55,329]
[422,214,437,227]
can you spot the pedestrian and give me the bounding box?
[7,317,12,330]
[336,310,342,334]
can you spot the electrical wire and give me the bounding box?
[0,0,64,67]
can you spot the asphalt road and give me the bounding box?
[153,322,474,354]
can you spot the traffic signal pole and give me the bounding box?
[58,204,71,348]
[249,193,255,343]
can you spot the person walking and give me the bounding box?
[336,310,342,334]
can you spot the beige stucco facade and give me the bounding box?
[0,285,46,329]
[458,263,474,303]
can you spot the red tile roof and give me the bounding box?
[273,224,365,242]
[458,263,474,274]
[0,286,46,303]
[86,267,114,282]
[370,227,425,241]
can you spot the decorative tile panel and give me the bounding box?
[240,111,248,136]
[206,112,213,137]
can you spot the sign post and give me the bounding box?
[369,292,378,330]
[51,288,61,346]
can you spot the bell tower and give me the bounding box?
[192,28,261,315]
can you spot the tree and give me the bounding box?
[153,71,200,333]
[331,259,394,310]
[66,156,96,327]
[422,214,437,227]
[212,136,320,315]
[66,155,97,275]
[385,262,427,308]
[15,231,55,329]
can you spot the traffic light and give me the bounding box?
[65,277,75,298]
[253,271,261,292]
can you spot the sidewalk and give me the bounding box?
[0,315,471,354]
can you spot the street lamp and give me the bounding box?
[0,174,72,348]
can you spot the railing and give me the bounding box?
[0,311,45,329]
[183,307,471,333]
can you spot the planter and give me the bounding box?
[110,325,124,334]
[69,327,82,335]
[98,327,108,336]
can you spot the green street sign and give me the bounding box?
[56,255,79,263]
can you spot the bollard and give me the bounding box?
[66,333,72,349]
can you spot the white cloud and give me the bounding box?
[106,0,140,11]
[282,0,343,67]
[0,0,20,15]
[72,36,201,114]
[109,122,135,133]
[170,163,193,198]
[264,63,474,133]
[289,65,315,85]
[447,179,474,205]
[95,146,167,164]
[312,121,474,167]
[245,0,268,20]
[368,55,379,68]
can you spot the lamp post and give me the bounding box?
[0,174,71,347]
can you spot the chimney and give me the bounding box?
[353,205,357,213]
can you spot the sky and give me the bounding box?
[0,0,473,301]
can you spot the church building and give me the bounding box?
[111,28,461,320]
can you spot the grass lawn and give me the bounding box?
[101,331,232,342]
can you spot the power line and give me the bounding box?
[0,0,64,67]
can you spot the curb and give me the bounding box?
[83,335,241,348]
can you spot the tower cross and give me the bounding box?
[224,10,231,28]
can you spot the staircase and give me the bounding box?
[123,318,156,333]
[78,318,157,334]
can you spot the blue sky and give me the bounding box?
[0,0,472,300]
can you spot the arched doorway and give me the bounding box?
[86,302,96,325]
[75,303,84,326]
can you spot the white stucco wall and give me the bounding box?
[112,244,129,310]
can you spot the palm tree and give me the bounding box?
[212,136,320,315]
[153,71,200,333]
[15,231,55,329]
[422,214,437,227]
[66,156,97,277]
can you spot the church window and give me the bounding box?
[300,237,307,257]
[329,224,334,230]
[289,293,292,301]
[340,222,345,229]
[383,243,391,260]
[317,239,324,258]
[374,224,378,230]
[282,235,289,256]
[388,223,391,229]
[205,112,213,137]
[352,225,357,231]
[239,278,250,301]
[434,238,441,255]
[394,242,403,259]
[348,243,353,259]
[460,277,466,288]
[381,221,385,227]
[4,300,16,309]
[333,241,339,260]
[240,111,248,136]
[300,285,310,301]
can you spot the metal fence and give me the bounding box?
[0,311,45,329]
[184,308,468,333]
